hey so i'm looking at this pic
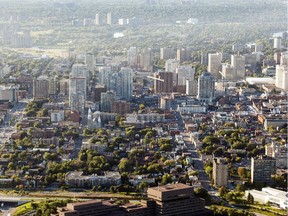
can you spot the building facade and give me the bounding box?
[251,156,276,184]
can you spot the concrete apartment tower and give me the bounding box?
[208,53,222,79]
[106,12,112,25]
[275,51,288,91]
[251,156,276,185]
[33,76,49,99]
[197,72,215,103]
[127,47,138,67]
[116,67,134,100]
[213,158,228,187]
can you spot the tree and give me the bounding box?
[237,167,247,180]
[118,158,131,172]
[194,187,211,204]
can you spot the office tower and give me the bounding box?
[197,72,215,103]
[275,52,288,91]
[251,156,276,185]
[71,64,89,80]
[165,59,179,82]
[160,47,175,60]
[213,158,228,187]
[273,37,282,50]
[99,66,113,90]
[100,91,116,112]
[95,13,100,25]
[154,71,173,94]
[69,77,86,114]
[147,183,207,216]
[177,48,190,63]
[208,53,222,79]
[222,63,234,80]
[33,77,49,99]
[85,53,95,74]
[93,84,107,102]
[127,47,138,67]
[115,67,134,100]
[200,51,209,66]
[106,12,112,25]
[186,79,198,96]
[176,65,195,86]
[49,77,58,95]
[140,48,152,71]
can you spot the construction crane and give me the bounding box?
[147,76,164,82]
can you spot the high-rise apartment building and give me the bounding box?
[147,183,207,216]
[223,54,245,80]
[127,47,138,67]
[213,158,228,187]
[33,77,49,99]
[71,64,89,80]
[48,77,58,95]
[154,71,173,94]
[273,37,282,50]
[85,53,95,74]
[186,79,198,96]
[177,48,190,63]
[115,67,134,100]
[275,52,288,91]
[59,79,69,96]
[160,47,175,60]
[100,91,116,112]
[251,156,276,185]
[69,77,86,114]
[208,53,222,79]
[99,66,113,90]
[176,65,195,86]
[95,13,100,25]
[197,72,215,103]
[93,84,107,102]
[106,12,112,25]
[265,142,287,169]
[165,59,180,82]
[140,48,152,71]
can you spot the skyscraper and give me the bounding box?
[95,13,100,26]
[140,48,152,71]
[115,67,134,100]
[85,53,95,74]
[154,71,173,94]
[251,156,276,185]
[69,77,86,114]
[177,48,190,63]
[275,51,288,91]
[71,64,89,80]
[165,59,180,82]
[99,66,113,90]
[208,53,222,79]
[127,47,138,67]
[100,91,116,112]
[213,158,228,187]
[176,65,195,86]
[230,54,245,80]
[273,37,282,50]
[106,12,112,25]
[197,72,215,103]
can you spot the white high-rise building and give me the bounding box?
[85,53,95,74]
[115,67,134,100]
[127,47,137,67]
[197,72,215,103]
[208,53,222,79]
[273,37,282,50]
[165,59,180,82]
[231,54,245,79]
[176,65,195,86]
[275,52,288,91]
[99,66,113,90]
[106,12,112,25]
[95,13,100,25]
[69,77,86,114]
